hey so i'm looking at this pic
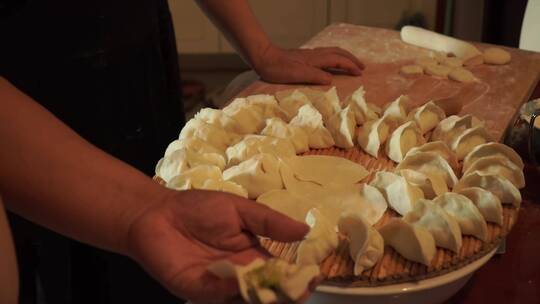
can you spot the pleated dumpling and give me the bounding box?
[167,165,248,198]
[463,142,524,172]
[327,105,356,148]
[357,184,388,225]
[275,89,312,119]
[225,135,296,167]
[357,114,398,157]
[155,148,226,183]
[450,126,492,160]
[370,171,424,216]
[383,95,409,122]
[246,94,289,122]
[385,121,426,163]
[338,214,384,275]
[223,153,283,199]
[296,208,339,265]
[407,101,446,134]
[345,86,381,124]
[166,165,222,190]
[432,114,482,144]
[180,118,241,151]
[405,141,459,172]
[403,199,462,252]
[379,218,436,266]
[300,87,341,123]
[222,98,266,134]
[462,155,525,189]
[454,172,521,207]
[399,169,448,199]
[164,137,225,158]
[194,108,240,133]
[433,192,488,241]
[289,104,335,149]
[396,152,459,188]
[457,187,503,225]
[260,117,309,154]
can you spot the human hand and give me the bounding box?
[126,189,309,303]
[252,45,365,85]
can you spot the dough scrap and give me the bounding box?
[400,64,424,75]
[449,67,476,83]
[424,64,452,78]
[441,57,463,68]
[483,47,511,65]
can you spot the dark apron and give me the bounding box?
[1,0,186,302]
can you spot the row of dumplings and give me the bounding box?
[292,140,524,276]
[155,86,384,195]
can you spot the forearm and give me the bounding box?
[194,0,273,69]
[0,77,170,255]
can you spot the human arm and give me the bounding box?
[0,77,309,302]
[194,0,365,84]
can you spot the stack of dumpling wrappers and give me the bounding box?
[154,86,523,288]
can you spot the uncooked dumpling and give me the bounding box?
[433,192,488,241]
[256,189,315,222]
[299,87,342,123]
[260,117,309,154]
[403,199,462,252]
[396,152,459,188]
[284,155,368,187]
[386,121,426,163]
[194,108,241,133]
[208,258,319,304]
[296,208,339,265]
[449,126,492,160]
[199,179,249,198]
[225,135,296,167]
[289,104,335,149]
[338,214,384,276]
[407,101,446,134]
[357,184,388,225]
[370,171,424,216]
[222,98,266,134]
[405,141,459,173]
[164,137,225,158]
[345,86,381,124]
[180,118,241,151]
[275,89,312,119]
[399,169,448,199]
[166,165,223,190]
[383,95,409,123]
[246,94,289,122]
[379,218,436,266]
[457,187,503,225]
[462,142,524,172]
[483,47,511,65]
[327,105,356,148]
[462,155,525,189]
[454,172,521,207]
[357,114,398,157]
[432,114,483,145]
[223,153,283,199]
[156,148,226,183]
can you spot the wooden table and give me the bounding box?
[227,24,540,303]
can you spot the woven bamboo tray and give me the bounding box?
[259,146,519,287]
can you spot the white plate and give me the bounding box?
[308,248,496,304]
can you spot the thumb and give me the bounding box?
[234,200,309,242]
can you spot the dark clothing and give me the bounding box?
[1,0,186,303]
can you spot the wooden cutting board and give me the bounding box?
[231,24,540,141]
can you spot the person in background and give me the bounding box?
[0,0,363,303]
